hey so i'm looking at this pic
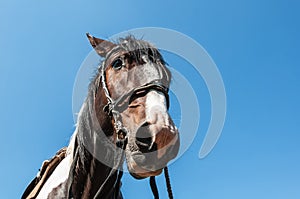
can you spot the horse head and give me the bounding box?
[87,33,180,179]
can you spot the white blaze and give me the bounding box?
[145,91,169,129]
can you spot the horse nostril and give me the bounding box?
[135,122,154,152]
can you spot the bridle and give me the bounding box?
[99,47,170,148]
[95,46,174,199]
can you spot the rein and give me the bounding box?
[97,53,174,198]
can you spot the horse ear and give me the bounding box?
[86,33,116,57]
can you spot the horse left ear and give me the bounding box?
[86,33,116,57]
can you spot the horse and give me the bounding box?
[22,33,180,199]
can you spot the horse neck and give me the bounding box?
[67,89,123,199]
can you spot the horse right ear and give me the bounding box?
[86,33,116,57]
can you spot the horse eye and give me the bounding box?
[111,58,123,70]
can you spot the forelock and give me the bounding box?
[117,36,166,64]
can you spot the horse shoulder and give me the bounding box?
[36,153,72,198]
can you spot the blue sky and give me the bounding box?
[1,0,300,198]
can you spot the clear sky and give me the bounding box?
[1,0,299,198]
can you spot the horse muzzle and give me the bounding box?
[126,125,179,179]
